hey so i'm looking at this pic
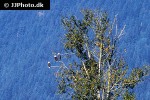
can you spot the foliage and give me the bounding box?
[123,90,135,100]
[56,9,150,100]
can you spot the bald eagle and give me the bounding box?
[54,53,61,61]
[48,61,51,68]
[54,55,58,61]
[57,53,61,61]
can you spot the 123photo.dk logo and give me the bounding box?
[0,0,50,10]
[11,2,44,8]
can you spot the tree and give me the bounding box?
[55,9,150,100]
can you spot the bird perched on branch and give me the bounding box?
[57,53,61,61]
[54,53,61,61]
[48,61,51,68]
